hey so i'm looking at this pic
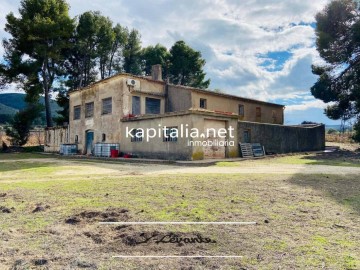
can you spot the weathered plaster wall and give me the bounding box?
[69,75,165,153]
[166,85,192,112]
[121,112,239,160]
[44,127,69,152]
[121,114,193,160]
[191,91,284,124]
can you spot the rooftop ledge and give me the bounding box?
[121,109,248,122]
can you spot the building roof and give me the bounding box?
[69,73,165,94]
[69,72,284,108]
[168,84,285,107]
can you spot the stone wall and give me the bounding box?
[238,121,325,154]
[121,111,239,160]
[44,127,69,152]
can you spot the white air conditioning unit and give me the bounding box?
[126,79,140,90]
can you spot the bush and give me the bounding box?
[352,121,360,143]
[6,105,41,146]
[1,141,9,152]
[327,128,338,134]
[23,145,44,152]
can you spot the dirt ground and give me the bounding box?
[0,146,359,269]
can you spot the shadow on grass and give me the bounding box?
[289,174,360,215]
[0,153,56,173]
[297,148,360,167]
[0,152,52,160]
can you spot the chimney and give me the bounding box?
[151,64,162,81]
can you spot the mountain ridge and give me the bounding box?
[0,93,60,124]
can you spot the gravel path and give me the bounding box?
[148,164,360,175]
[2,158,360,176]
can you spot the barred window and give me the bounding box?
[239,104,244,116]
[131,129,143,142]
[132,96,141,115]
[200,98,207,109]
[256,107,261,117]
[85,102,94,118]
[163,127,178,142]
[73,106,81,120]
[102,97,112,115]
[145,97,160,114]
[102,133,106,142]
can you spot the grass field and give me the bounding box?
[0,152,359,269]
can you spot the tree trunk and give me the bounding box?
[42,59,53,127]
[44,86,53,127]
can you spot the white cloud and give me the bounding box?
[1,0,335,123]
[286,99,329,112]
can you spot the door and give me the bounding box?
[243,130,251,143]
[203,120,226,159]
[86,131,94,155]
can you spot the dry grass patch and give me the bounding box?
[0,154,359,269]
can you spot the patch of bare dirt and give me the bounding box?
[311,145,360,164]
[326,141,360,152]
[0,206,13,213]
[32,204,50,213]
[65,208,130,225]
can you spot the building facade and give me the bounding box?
[45,65,325,160]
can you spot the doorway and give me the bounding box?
[85,130,94,155]
[203,119,226,159]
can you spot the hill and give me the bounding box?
[0,103,18,115]
[0,93,60,125]
[325,125,353,132]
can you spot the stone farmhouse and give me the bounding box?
[45,65,325,160]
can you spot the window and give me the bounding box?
[243,130,251,143]
[132,96,141,115]
[163,127,178,142]
[85,102,94,118]
[102,97,112,115]
[272,110,277,122]
[256,107,261,117]
[75,135,79,143]
[200,98,207,109]
[102,133,106,142]
[131,129,143,142]
[145,97,161,114]
[239,104,245,116]
[73,106,81,120]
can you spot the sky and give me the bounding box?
[0,0,341,125]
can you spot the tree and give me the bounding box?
[106,24,128,77]
[65,13,129,89]
[301,121,321,125]
[123,29,142,75]
[168,41,210,89]
[53,82,69,125]
[66,11,113,89]
[327,128,338,134]
[6,104,42,146]
[141,44,170,76]
[311,0,360,141]
[2,0,75,127]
